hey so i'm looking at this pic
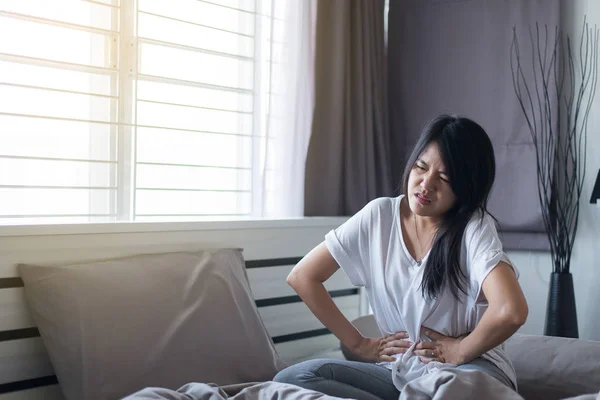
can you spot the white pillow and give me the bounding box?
[19,249,286,400]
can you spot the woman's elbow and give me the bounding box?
[286,266,310,290]
[286,268,300,288]
[502,301,529,327]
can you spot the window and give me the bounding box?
[0,0,279,224]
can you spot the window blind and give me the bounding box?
[0,0,276,224]
[0,0,119,224]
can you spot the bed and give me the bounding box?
[0,218,360,400]
[3,219,599,400]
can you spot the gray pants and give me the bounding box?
[273,358,513,400]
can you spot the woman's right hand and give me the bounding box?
[348,332,412,362]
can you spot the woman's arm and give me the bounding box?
[456,261,528,362]
[288,242,408,362]
[417,261,528,364]
[287,242,363,349]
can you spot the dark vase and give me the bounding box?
[544,272,579,338]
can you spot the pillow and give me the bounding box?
[505,333,600,400]
[19,249,287,400]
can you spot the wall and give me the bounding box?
[511,0,600,341]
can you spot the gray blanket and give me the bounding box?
[401,369,599,400]
[122,381,346,400]
[123,369,600,400]
[399,369,523,400]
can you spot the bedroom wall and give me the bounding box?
[511,0,600,341]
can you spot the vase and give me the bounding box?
[544,272,579,338]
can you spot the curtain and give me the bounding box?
[304,0,394,217]
[261,0,317,217]
[387,0,560,250]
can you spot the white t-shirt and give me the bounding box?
[325,195,518,390]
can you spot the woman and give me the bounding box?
[274,115,528,400]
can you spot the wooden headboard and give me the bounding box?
[0,218,364,400]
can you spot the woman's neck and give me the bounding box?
[401,197,441,233]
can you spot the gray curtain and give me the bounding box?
[388,0,560,251]
[304,0,394,216]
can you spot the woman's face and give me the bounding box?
[407,142,457,220]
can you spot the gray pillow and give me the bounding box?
[19,249,286,400]
[505,333,600,400]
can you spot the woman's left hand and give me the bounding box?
[415,327,467,365]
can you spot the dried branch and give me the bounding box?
[510,19,599,273]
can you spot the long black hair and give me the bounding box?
[402,115,496,300]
